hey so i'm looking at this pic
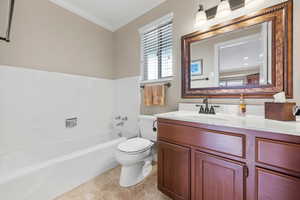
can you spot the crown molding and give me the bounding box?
[49,0,166,32]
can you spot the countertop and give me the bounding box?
[155,111,300,137]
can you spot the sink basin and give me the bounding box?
[183,115,229,122]
[166,112,230,122]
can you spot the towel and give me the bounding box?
[152,84,165,106]
[144,85,153,106]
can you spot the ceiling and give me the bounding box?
[49,0,166,32]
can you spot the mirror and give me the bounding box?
[182,1,293,98]
[0,0,14,42]
[190,22,273,89]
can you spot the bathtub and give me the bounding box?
[0,133,126,200]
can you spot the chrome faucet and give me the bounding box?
[114,115,128,127]
[115,121,124,127]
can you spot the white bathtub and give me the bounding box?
[0,133,126,200]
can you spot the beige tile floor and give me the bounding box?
[55,165,171,200]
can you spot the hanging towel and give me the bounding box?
[144,85,153,106]
[152,84,165,106]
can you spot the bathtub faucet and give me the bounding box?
[115,121,125,127]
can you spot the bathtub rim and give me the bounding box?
[0,137,126,185]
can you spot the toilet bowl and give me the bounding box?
[115,138,154,187]
[115,115,157,187]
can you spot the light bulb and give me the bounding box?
[216,0,231,19]
[195,5,207,27]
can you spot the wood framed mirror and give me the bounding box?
[181,1,293,99]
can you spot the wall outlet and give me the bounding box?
[66,118,77,128]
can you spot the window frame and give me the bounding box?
[139,13,174,83]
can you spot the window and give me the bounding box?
[140,14,173,82]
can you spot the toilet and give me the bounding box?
[115,115,157,187]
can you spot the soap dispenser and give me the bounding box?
[239,94,246,116]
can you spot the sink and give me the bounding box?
[167,112,230,122]
[183,115,230,122]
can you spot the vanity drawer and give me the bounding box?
[158,122,245,158]
[256,138,300,173]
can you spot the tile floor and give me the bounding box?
[55,165,171,200]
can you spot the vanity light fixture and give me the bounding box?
[195,4,207,27]
[216,0,231,19]
[194,0,262,28]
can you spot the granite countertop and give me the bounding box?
[155,111,300,137]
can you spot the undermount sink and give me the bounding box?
[183,114,229,122]
[167,112,230,122]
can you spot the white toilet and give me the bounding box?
[115,115,157,187]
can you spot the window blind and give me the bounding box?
[142,21,173,81]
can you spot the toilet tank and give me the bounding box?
[139,115,157,142]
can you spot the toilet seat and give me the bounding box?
[118,138,153,154]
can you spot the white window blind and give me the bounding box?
[141,19,173,81]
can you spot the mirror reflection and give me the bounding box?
[190,21,273,89]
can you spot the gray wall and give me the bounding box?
[0,0,114,79]
[113,0,300,115]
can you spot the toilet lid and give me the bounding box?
[118,138,153,153]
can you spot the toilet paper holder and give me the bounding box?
[152,120,157,132]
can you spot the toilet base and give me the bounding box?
[119,158,152,187]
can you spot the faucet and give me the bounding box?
[115,121,124,127]
[196,97,219,115]
[114,116,128,126]
[203,97,209,113]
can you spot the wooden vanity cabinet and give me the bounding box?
[158,141,190,200]
[192,151,246,200]
[157,118,300,200]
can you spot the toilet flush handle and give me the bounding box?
[294,106,300,116]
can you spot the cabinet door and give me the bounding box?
[257,168,300,200]
[158,141,190,200]
[192,151,245,200]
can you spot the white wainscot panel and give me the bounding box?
[0,65,115,155]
